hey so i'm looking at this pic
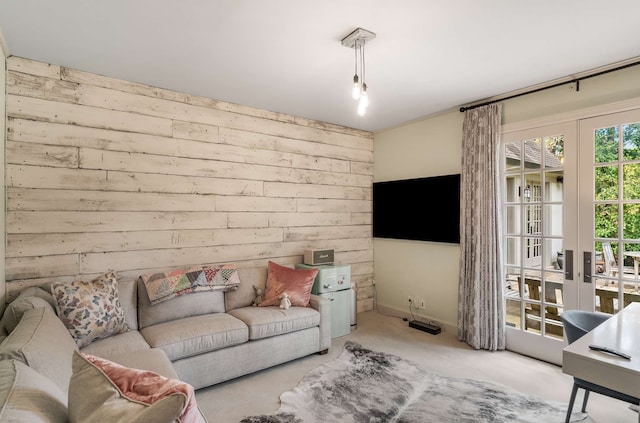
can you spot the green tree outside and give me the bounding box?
[594,123,640,261]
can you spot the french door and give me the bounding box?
[502,122,577,365]
[502,107,640,365]
[578,109,640,316]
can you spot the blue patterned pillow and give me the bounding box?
[51,272,129,348]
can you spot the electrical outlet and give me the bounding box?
[419,299,426,309]
[407,296,414,307]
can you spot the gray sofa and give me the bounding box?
[0,265,331,422]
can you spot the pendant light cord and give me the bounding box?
[354,40,359,77]
[361,42,365,86]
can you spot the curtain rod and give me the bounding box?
[459,59,640,113]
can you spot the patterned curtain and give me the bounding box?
[457,103,505,351]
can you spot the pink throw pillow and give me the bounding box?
[259,261,318,307]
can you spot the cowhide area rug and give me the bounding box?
[240,341,587,423]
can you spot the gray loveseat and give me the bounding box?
[0,265,331,422]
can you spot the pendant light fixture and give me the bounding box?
[341,28,375,116]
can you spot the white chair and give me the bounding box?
[602,242,619,276]
[602,242,636,277]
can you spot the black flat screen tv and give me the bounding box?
[373,174,461,244]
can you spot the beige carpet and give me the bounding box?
[195,310,637,422]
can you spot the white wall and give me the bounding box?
[373,111,462,327]
[373,63,640,330]
[501,65,640,126]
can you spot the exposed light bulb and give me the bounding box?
[357,83,369,115]
[357,101,367,116]
[351,75,361,100]
[342,28,376,117]
[360,84,369,108]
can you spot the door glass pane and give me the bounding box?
[525,205,541,235]
[505,176,517,203]
[506,299,522,329]
[524,139,542,169]
[523,175,539,202]
[623,242,640,280]
[524,236,542,266]
[595,126,619,163]
[544,171,563,201]
[622,241,640,310]
[594,242,605,275]
[622,122,640,161]
[623,164,640,200]
[595,276,618,313]
[505,268,522,299]
[545,239,564,270]
[505,237,520,266]
[545,275,563,308]
[544,135,564,168]
[595,165,618,200]
[594,239,615,312]
[505,205,520,235]
[505,141,522,171]
[595,204,618,239]
[623,204,640,240]
[544,205,563,237]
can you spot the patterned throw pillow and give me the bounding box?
[51,272,129,348]
[259,261,319,307]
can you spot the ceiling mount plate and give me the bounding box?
[341,27,376,49]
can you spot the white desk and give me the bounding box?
[563,303,640,398]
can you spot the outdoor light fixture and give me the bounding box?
[341,27,375,116]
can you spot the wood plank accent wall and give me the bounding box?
[0,46,6,313]
[4,57,374,312]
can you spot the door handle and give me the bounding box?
[583,251,592,283]
[564,249,573,280]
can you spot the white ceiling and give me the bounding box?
[1,1,640,133]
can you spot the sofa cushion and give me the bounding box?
[228,306,321,340]
[138,278,225,329]
[51,272,129,348]
[80,330,151,358]
[69,350,202,423]
[0,306,78,397]
[0,359,68,423]
[140,313,248,361]
[259,261,318,307]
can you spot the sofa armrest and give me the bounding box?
[308,294,331,352]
